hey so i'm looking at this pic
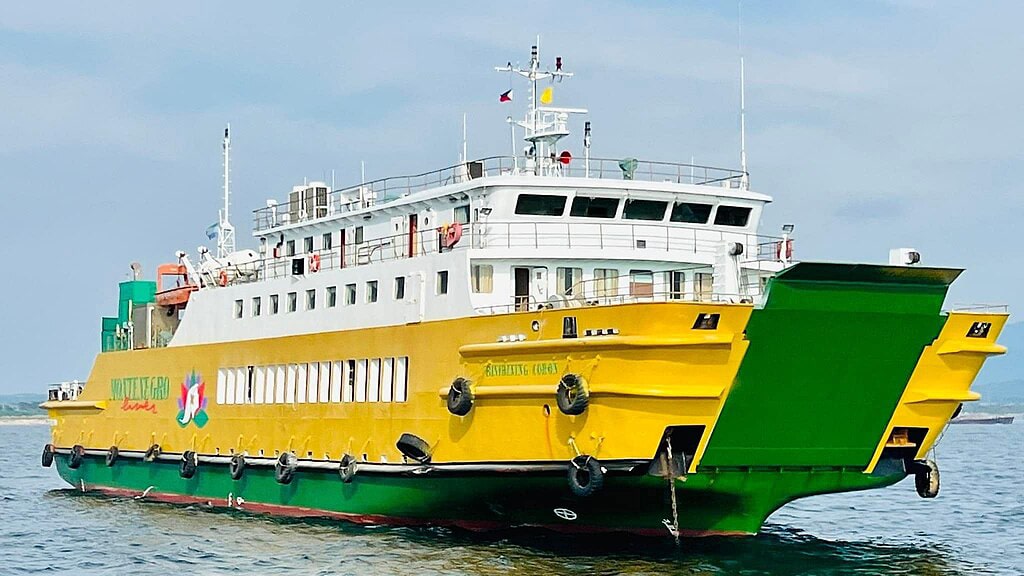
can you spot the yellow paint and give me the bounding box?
[864,311,1008,473]
[47,302,751,473]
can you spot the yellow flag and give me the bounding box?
[540,86,553,105]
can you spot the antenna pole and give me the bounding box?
[738,1,749,190]
[218,123,235,258]
[462,112,468,163]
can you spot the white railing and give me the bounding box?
[252,156,748,232]
[235,221,786,285]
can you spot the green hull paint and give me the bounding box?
[702,263,954,468]
[55,455,907,535]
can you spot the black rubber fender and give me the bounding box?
[229,454,246,480]
[446,377,473,416]
[179,451,198,479]
[567,454,604,497]
[41,444,55,468]
[338,453,358,483]
[275,452,297,484]
[556,374,589,416]
[396,433,432,464]
[144,444,162,462]
[105,446,119,467]
[68,444,85,469]
[914,459,940,498]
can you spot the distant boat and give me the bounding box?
[951,415,1015,425]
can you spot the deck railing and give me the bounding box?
[252,156,748,232]
[238,221,784,285]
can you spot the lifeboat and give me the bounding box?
[155,263,197,307]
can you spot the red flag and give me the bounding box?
[499,89,513,103]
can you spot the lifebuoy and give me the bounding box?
[567,455,604,497]
[308,253,321,273]
[229,454,246,480]
[557,374,589,416]
[446,377,473,416]
[441,222,463,249]
[275,452,297,484]
[775,239,794,261]
[338,453,358,483]
[105,446,119,467]
[219,269,229,287]
[179,450,198,479]
[68,444,85,469]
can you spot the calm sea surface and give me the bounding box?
[3,419,1022,575]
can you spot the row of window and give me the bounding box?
[234,272,450,318]
[514,194,752,227]
[215,357,409,405]
[268,203,472,257]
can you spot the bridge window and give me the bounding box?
[471,265,493,293]
[515,194,566,216]
[570,196,618,218]
[714,206,752,227]
[623,199,668,221]
[670,202,713,224]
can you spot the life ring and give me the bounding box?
[775,239,794,261]
[105,446,119,467]
[275,452,298,484]
[179,450,198,479]
[308,253,321,273]
[229,454,246,480]
[441,222,463,249]
[144,443,162,462]
[338,453,358,483]
[556,374,589,416]
[68,444,85,469]
[41,444,55,468]
[219,269,229,287]
[567,455,604,497]
[446,377,473,416]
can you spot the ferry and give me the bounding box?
[40,44,1008,537]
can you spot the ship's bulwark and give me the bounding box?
[44,263,1007,535]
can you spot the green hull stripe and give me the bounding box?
[56,455,905,535]
[701,263,951,468]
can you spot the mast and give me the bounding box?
[495,39,586,176]
[217,123,236,258]
[738,1,750,190]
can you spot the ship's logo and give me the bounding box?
[176,370,209,428]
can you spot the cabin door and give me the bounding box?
[513,267,531,311]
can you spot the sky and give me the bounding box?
[1,1,1021,393]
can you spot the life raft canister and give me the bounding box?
[441,221,463,249]
[308,253,321,273]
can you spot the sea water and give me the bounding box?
[3,418,1022,575]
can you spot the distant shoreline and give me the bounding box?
[0,417,52,426]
